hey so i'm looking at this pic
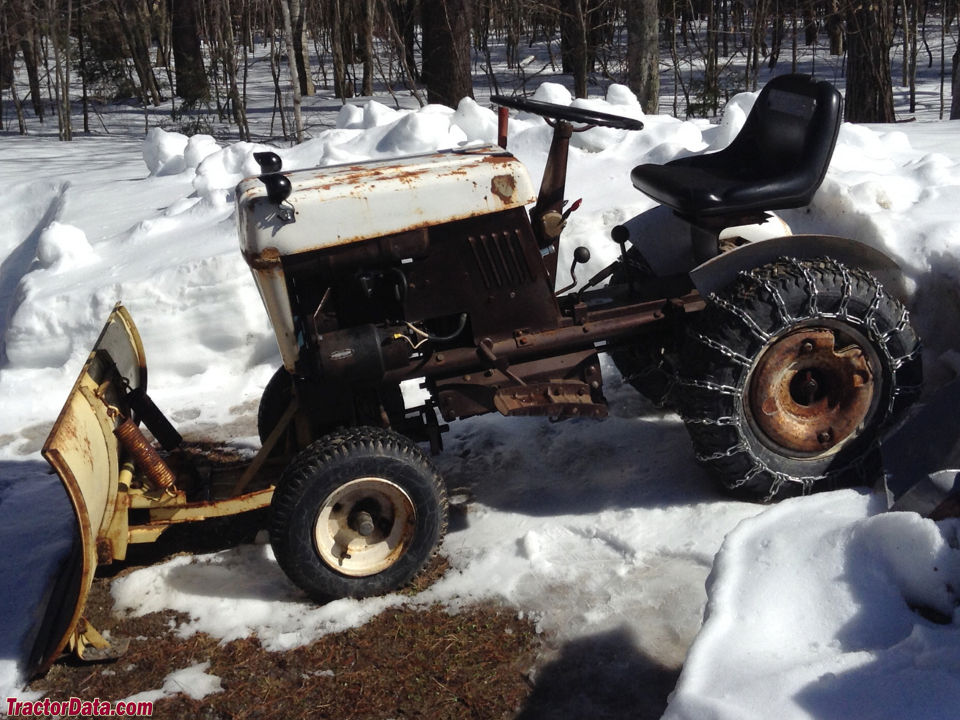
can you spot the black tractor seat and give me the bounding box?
[631,74,842,219]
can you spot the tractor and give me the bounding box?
[34,74,921,675]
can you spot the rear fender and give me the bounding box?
[689,234,909,303]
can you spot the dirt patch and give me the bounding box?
[32,573,539,720]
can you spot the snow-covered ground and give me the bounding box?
[3,66,960,717]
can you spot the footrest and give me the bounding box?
[493,382,607,418]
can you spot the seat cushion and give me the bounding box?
[630,157,825,217]
[631,75,842,218]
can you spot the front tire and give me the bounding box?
[679,258,922,501]
[270,427,448,601]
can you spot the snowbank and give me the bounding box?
[664,492,960,720]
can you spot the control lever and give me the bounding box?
[555,246,591,296]
[611,224,634,293]
[253,151,295,223]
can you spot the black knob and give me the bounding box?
[611,225,630,244]
[573,246,591,264]
[260,173,292,205]
[254,151,283,174]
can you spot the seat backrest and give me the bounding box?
[727,74,842,188]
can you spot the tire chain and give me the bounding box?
[675,256,922,500]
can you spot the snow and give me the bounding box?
[663,493,960,720]
[121,662,223,705]
[2,74,960,717]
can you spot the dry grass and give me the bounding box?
[31,557,539,720]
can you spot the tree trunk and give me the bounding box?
[804,0,819,45]
[826,0,844,55]
[559,0,589,97]
[280,0,304,141]
[769,0,784,68]
[421,0,474,107]
[0,31,13,90]
[704,0,719,113]
[908,0,918,113]
[361,0,375,96]
[951,46,960,119]
[844,0,895,122]
[385,0,420,92]
[56,0,73,140]
[170,0,209,104]
[113,0,162,106]
[626,0,659,113]
[20,32,44,118]
[219,0,249,139]
[78,0,90,132]
[330,0,353,99]
[288,0,314,97]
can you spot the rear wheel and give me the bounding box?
[609,248,677,408]
[679,257,922,501]
[269,427,448,601]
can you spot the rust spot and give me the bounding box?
[96,537,114,564]
[60,412,94,466]
[480,153,516,165]
[491,174,516,202]
[749,327,874,454]
[244,246,282,271]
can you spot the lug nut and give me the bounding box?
[800,340,816,354]
[817,430,833,444]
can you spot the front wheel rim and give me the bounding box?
[746,324,881,458]
[313,477,417,577]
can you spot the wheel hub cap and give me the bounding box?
[314,477,416,577]
[749,327,875,454]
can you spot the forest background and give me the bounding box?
[2,0,960,145]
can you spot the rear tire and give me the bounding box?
[679,257,922,501]
[609,249,678,408]
[269,427,448,602]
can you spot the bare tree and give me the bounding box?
[280,0,304,141]
[560,0,590,97]
[329,0,353,99]
[170,0,209,104]
[844,0,895,122]
[15,1,45,119]
[288,0,315,97]
[421,0,474,107]
[952,38,960,118]
[112,0,162,106]
[627,0,659,112]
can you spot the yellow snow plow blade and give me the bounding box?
[30,304,285,677]
[31,304,146,676]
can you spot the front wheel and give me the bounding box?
[679,258,922,501]
[269,427,448,602]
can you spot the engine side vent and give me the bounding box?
[468,230,534,289]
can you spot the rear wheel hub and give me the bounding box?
[748,327,876,455]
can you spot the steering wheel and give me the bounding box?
[491,95,644,131]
